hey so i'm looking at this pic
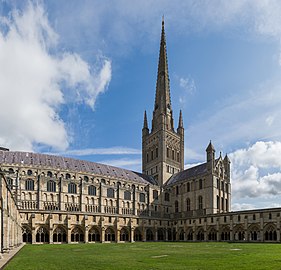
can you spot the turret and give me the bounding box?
[223,154,231,181]
[177,110,184,135]
[142,111,149,137]
[206,141,215,172]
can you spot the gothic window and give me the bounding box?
[107,188,115,198]
[124,191,131,200]
[84,176,89,182]
[198,196,203,210]
[175,200,179,213]
[199,179,203,189]
[153,190,158,200]
[36,227,49,243]
[7,177,13,188]
[47,180,56,192]
[221,198,224,211]
[217,179,220,189]
[155,148,158,158]
[66,173,71,179]
[164,192,170,201]
[47,171,53,177]
[25,179,34,191]
[27,170,32,176]
[139,193,145,202]
[253,214,256,220]
[68,182,77,194]
[187,182,190,192]
[172,150,175,160]
[217,196,220,209]
[88,185,96,196]
[186,198,191,211]
[146,153,149,163]
[176,186,179,196]
[269,213,272,220]
[166,148,169,158]
[221,181,224,192]
[151,150,154,160]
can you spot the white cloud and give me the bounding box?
[99,158,142,172]
[0,2,111,151]
[48,147,141,156]
[229,141,281,204]
[178,76,196,104]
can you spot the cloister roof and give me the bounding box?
[0,151,158,186]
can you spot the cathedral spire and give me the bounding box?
[152,17,174,132]
[154,17,171,113]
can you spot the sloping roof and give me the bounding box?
[165,163,207,186]
[0,151,157,186]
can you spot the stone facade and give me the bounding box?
[0,171,22,253]
[0,19,281,247]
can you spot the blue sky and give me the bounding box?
[1,0,281,210]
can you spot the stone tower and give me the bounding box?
[142,18,184,186]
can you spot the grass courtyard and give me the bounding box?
[5,242,281,270]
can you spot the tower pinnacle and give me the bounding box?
[143,110,148,129]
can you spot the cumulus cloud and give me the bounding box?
[229,141,281,204]
[0,2,111,151]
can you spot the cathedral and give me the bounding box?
[0,19,280,253]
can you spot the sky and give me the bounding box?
[1,0,281,211]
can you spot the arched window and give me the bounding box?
[47,180,56,192]
[8,168,14,173]
[186,198,191,211]
[84,176,89,182]
[187,182,190,192]
[199,179,203,189]
[7,177,13,188]
[175,200,179,213]
[153,190,158,200]
[66,173,71,179]
[47,171,53,177]
[198,196,203,210]
[68,183,77,194]
[25,179,34,191]
[27,169,32,176]
[176,186,179,195]
[139,193,145,202]
[164,192,170,201]
[88,185,96,196]
[124,191,131,200]
[107,188,114,198]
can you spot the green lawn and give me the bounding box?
[5,242,281,270]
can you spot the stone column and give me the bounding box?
[130,227,134,242]
[59,177,62,211]
[260,215,264,242]
[84,226,89,243]
[155,228,158,241]
[277,215,280,242]
[143,227,146,242]
[101,227,105,243]
[117,229,120,243]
